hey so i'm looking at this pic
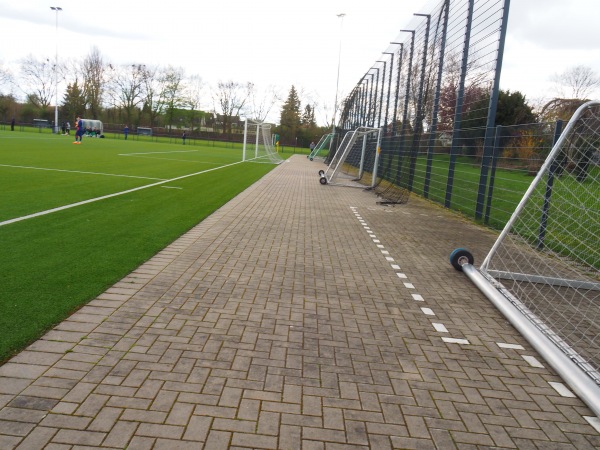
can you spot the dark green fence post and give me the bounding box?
[537,119,564,249]
[475,0,511,220]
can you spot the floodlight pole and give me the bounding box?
[330,13,345,157]
[50,6,62,134]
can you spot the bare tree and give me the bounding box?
[0,63,14,94]
[106,63,146,124]
[183,74,205,131]
[247,84,281,123]
[82,47,107,118]
[18,54,55,109]
[160,66,186,132]
[213,80,252,135]
[551,65,600,99]
[141,65,163,127]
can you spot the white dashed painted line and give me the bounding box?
[498,343,525,350]
[433,323,448,333]
[442,337,470,345]
[522,355,544,368]
[351,207,471,347]
[548,382,576,398]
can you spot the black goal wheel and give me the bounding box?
[310,157,314,161]
[449,248,474,271]
[319,176,327,185]
[318,170,325,176]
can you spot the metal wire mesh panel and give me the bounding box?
[338,0,508,209]
[481,100,600,384]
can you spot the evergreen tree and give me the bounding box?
[301,104,316,128]
[279,86,301,143]
[62,81,86,121]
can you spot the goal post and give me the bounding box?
[242,119,283,164]
[450,100,600,418]
[319,127,382,188]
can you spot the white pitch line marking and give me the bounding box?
[385,257,395,262]
[404,282,415,289]
[373,239,381,243]
[442,337,470,345]
[497,343,525,350]
[548,382,576,398]
[391,264,400,270]
[0,164,166,181]
[396,273,407,279]
[433,323,448,333]
[421,307,435,315]
[522,355,544,368]
[411,293,424,301]
[377,245,385,249]
[161,186,183,190]
[1,159,246,227]
[381,250,390,255]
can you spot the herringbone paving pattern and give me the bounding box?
[0,155,599,449]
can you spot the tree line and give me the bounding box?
[0,47,330,147]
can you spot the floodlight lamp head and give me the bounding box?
[50,6,62,11]
[336,13,346,18]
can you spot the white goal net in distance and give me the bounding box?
[242,120,283,165]
[457,100,600,416]
[320,127,382,187]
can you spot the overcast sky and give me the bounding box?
[1,0,599,124]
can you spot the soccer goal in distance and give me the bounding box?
[319,127,382,188]
[308,133,334,161]
[450,100,600,418]
[242,120,283,165]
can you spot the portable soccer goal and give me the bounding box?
[308,133,334,161]
[450,100,600,418]
[318,127,382,187]
[242,120,283,164]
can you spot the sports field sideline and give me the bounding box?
[0,151,598,449]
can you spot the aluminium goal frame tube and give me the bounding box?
[461,263,600,419]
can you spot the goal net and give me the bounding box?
[242,120,283,165]
[319,127,382,187]
[454,100,600,415]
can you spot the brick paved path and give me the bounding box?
[1,155,599,449]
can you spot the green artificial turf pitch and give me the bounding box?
[0,131,278,361]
